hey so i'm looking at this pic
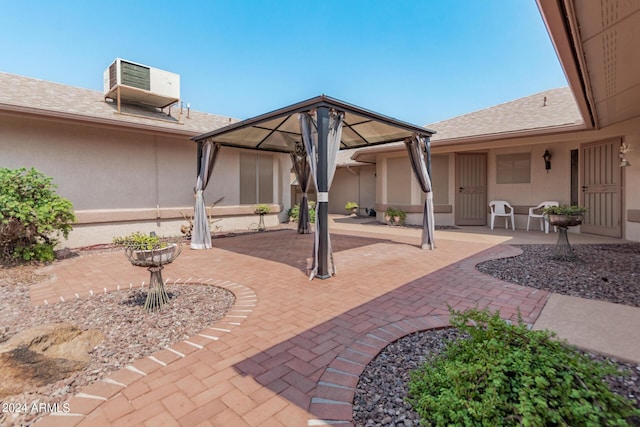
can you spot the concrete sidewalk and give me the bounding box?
[534,294,640,363]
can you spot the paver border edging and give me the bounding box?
[306,315,451,426]
[41,276,258,424]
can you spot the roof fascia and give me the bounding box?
[351,122,587,161]
[536,0,596,129]
[430,123,587,148]
[0,103,197,138]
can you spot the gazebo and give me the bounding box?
[191,95,436,279]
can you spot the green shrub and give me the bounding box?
[542,204,588,216]
[288,201,316,224]
[254,204,271,215]
[385,207,397,217]
[0,167,76,262]
[408,308,640,426]
[384,207,406,224]
[113,232,165,250]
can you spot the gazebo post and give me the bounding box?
[316,106,330,279]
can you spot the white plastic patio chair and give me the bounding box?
[527,201,559,233]
[489,200,515,230]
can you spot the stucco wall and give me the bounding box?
[432,115,640,240]
[0,115,291,248]
[365,116,640,241]
[329,165,376,215]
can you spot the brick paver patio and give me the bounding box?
[32,225,549,426]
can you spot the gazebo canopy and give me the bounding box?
[190,95,436,280]
[191,95,435,150]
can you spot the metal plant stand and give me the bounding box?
[548,215,583,261]
[258,213,266,232]
[124,240,182,312]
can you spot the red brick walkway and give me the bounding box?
[33,228,548,426]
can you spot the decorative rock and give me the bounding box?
[0,322,104,363]
[0,346,86,398]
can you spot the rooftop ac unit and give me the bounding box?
[103,58,180,109]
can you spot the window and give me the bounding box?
[431,155,449,205]
[496,153,531,184]
[386,156,411,204]
[240,152,273,204]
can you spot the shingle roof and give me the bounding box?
[427,87,583,142]
[345,87,584,164]
[0,72,236,135]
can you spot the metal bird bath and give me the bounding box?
[124,240,183,312]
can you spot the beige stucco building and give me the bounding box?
[0,72,292,248]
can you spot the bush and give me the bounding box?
[254,204,271,215]
[288,201,316,224]
[0,168,75,262]
[113,232,165,250]
[345,201,359,211]
[408,308,640,426]
[384,207,406,225]
[543,204,588,216]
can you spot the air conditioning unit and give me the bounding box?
[103,58,180,109]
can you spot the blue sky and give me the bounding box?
[0,1,567,125]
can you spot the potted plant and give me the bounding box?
[113,232,183,312]
[345,201,359,215]
[395,209,407,226]
[542,205,587,227]
[113,232,178,264]
[385,207,396,224]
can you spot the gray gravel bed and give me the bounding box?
[477,244,640,307]
[354,243,640,426]
[0,271,234,427]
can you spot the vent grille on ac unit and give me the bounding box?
[120,61,150,91]
[103,58,180,112]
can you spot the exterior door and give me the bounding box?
[581,140,622,237]
[455,153,487,225]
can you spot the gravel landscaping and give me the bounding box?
[0,266,235,426]
[354,243,640,426]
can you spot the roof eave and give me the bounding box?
[431,123,587,148]
[536,0,597,129]
[351,122,587,160]
[0,103,199,138]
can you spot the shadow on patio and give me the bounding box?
[210,228,405,276]
[230,241,548,424]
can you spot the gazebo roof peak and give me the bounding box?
[192,95,436,153]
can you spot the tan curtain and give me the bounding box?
[299,109,344,279]
[404,135,435,250]
[191,141,221,250]
[290,142,312,234]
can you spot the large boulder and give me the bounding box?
[0,323,104,398]
[0,322,104,363]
